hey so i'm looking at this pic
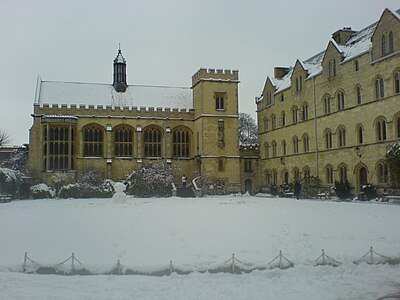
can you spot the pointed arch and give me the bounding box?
[337,125,346,147]
[113,124,134,157]
[337,163,348,182]
[374,116,387,142]
[143,125,163,158]
[172,125,192,158]
[355,124,364,145]
[83,123,105,157]
[335,89,345,111]
[355,84,362,105]
[325,164,334,184]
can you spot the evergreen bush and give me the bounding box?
[333,180,352,200]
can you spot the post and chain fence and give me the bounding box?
[20,246,399,276]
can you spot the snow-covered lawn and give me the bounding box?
[1,196,400,299]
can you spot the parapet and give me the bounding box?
[33,104,195,119]
[192,68,239,87]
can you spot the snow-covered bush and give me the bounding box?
[333,180,352,200]
[30,183,54,199]
[386,141,400,187]
[360,184,377,201]
[58,183,80,199]
[0,167,22,198]
[126,161,175,197]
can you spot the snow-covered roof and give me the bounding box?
[258,8,400,101]
[35,81,193,109]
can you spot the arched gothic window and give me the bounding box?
[325,129,332,149]
[375,77,384,99]
[292,106,298,123]
[301,102,309,120]
[324,96,331,115]
[271,114,276,129]
[114,125,133,157]
[281,111,286,127]
[272,140,277,157]
[325,165,334,184]
[394,71,400,94]
[356,124,364,144]
[282,140,287,156]
[338,164,348,182]
[381,35,387,56]
[83,124,103,157]
[338,126,346,147]
[389,31,394,53]
[143,126,162,158]
[377,161,389,184]
[292,136,299,154]
[337,91,345,110]
[356,85,362,105]
[375,118,387,142]
[303,166,310,179]
[173,127,190,158]
[303,134,310,153]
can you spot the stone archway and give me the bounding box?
[355,165,368,192]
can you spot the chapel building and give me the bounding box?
[256,8,400,193]
[28,50,254,193]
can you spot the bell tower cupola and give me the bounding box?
[113,46,127,93]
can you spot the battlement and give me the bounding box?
[33,104,195,119]
[192,68,239,87]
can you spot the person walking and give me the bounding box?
[294,180,302,200]
[182,175,187,187]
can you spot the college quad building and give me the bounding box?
[28,7,399,195]
[256,8,400,193]
[27,48,259,194]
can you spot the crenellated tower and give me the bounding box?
[192,68,241,193]
[113,47,127,93]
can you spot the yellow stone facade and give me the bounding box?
[256,8,400,193]
[28,63,247,193]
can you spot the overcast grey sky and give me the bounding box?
[1,0,399,145]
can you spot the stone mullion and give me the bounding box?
[46,124,50,171]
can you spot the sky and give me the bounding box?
[0,0,399,145]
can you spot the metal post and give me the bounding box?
[231,253,235,273]
[71,253,75,271]
[23,252,27,273]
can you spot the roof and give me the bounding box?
[257,8,400,101]
[35,81,193,109]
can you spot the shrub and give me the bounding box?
[58,183,80,199]
[301,176,321,199]
[333,180,352,200]
[30,183,54,199]
[126,161,175,197]
[360,184,378,201]
[386,141,400,187]
[0,167,21,198]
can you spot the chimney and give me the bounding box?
[332,27,356,45]
[274,67,290,79]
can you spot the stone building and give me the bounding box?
[28,49,251,193]
[256,8,400,193]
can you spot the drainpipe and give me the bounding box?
[313,76,319,179]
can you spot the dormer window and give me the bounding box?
[296,76,303,92]
[215,93,225,110]
[381,35,386,56]
[389,31,394,53]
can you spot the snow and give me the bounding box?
[36,81,193,110]
[0,196,400,299]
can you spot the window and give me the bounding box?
[333,59,337,77]
[328,59,337,78]
[218,158,224,172]
[271,114,276,130]
[381,35,386,56]
[338,126,346,147]
[377,162,389,184]
[264,142,269,159]
[272,169,278,185]
[303,166,310,179]
[375,77,384,99]
[266,92,272,105]
[280,94,284,102]
[292,136,299,154]
[303,134,310,153]
[114,125,133,157]
[264,117,269,131]
[83,124,103,157]
[324,96,331,115]
[337,91,345,110]
[389,32,394,53]
[272,140,277,157]
[325,129,332,149]
[281,111,286,127]
[43,124,75,171]
[338,164,347,182]
[218,120,225,147]
[292,106,298,123]
[296,76,303,92]
[356,85,362,105]
[144,126,162,158]
[394,71,400,94]
[293,168,300,181]
[282,140,287,156]
[301,102,308,120]
[244,160,253,172]
[376,118,387,142]
[326,165,334,184]
[397,116,400,138]
[215,93,225,110]
[173,127,190,158]
[355,60,359,72]
[356,124,364,144]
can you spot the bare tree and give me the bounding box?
[238,113,258,145]
[0,129,10,146]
